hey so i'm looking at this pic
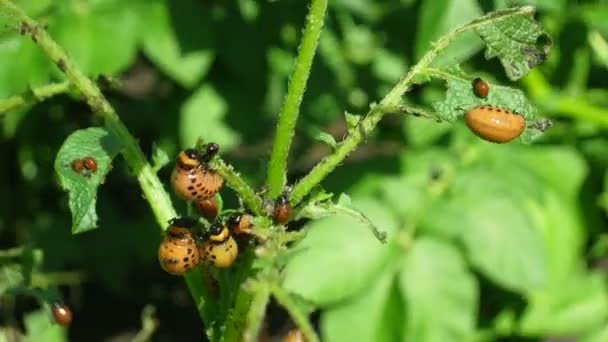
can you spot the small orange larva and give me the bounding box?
[71,159,84,173]
[51,303,72,325]
[464,106,525,143]
[195,196,220,220]
[228,213,253,235]
[82,156,97,173]
[273,195,291,224]
[472,78,489,98]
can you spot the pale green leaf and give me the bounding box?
[322,267,402,342]
[283,198,397,305]
[399,238,478,342]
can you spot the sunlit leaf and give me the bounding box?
[54,128,122,233]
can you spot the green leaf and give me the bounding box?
[49,1,139,75]
[520,270,608,336]
[458,195,546,292]
[322,266,402,342]
[24,308,67,342]
[426,65,538,123]
[415,0,483,66]
[372,49,408,84]
[141,0,215,88]
[180,84,240,151]
[151,143,170,172]
[315,132,337,149]
[54,128,122,233]
[344,111,360,130]
[0,35,51,99]
[474,6,552,80]
[295,193,387,243]
[399,238,478,342]
[0,264,24,296]
[404,116,451,146]
[420,147,550,293]
[282,198,398,305]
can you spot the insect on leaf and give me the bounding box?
[54,128,122,233]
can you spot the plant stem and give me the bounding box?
[266,0,328,198]
[0,0,218,324]
[289,6,535,205]
[271,284,319,342]
[240,282,270,342]
[0,81,70,115]
[211,158,264,215]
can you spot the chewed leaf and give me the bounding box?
[295,193,386,243]
[54,128,122,233]
[425,65,538,123]
[473,6,552,80]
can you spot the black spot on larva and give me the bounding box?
[183,257,189,262]
[496,108,502,113]
[187,186,194,190]
[197,195,203,199]
[191,191,198,196]
[187,248,192,254]
[211,255,217,260]
[197,183,203,188]
[191,178,197,183]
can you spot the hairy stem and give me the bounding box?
[266,0,328,197]
[0,81,70,115]
[211,158,264,215]
[289,6,535,205]
[271,285,319,342]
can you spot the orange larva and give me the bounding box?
[158,218,200,275]
[228,213,253,235]
[199,222,238,268]
[273,195,291,224]
[171,149,224,201]
[283,329,308,342]
[71,159,84,173]
[464,106,525,143]
[51,303,72,325]
[82,156,97,173]
[195,196,219,220]
[472,78,489,98]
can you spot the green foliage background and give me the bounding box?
[1,0,608,341]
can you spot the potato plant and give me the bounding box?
[1,0,607,341]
